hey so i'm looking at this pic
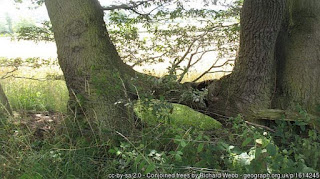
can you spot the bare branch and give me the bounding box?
[177,45,201,82]
[102,0,171,20]
[244,121,276,133]
[192,59,234,82]
[190,49,216,66]
[131,52,169,67]
[1,75,63,81]
[102,0,153,11]
[1,67,18,79]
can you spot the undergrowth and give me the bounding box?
[0,57,319,177]
[1,107,319,178]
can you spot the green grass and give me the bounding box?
[0,59,68,112]
[134,99,222,130]
[2,78,68,112]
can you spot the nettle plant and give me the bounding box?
[224,113,320,173]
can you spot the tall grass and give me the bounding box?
[2,78,68,112]
[0,59,68,112]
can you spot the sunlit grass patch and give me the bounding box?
[138,68,230,82]
[0,60,68,112]
[3,78,68,112]
[134,99,222,130]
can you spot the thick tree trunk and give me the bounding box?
[273,0,320,115]
[45,0,137,134]
[0,83,12,116]
[208,0,286,116]
[208,0,320,118]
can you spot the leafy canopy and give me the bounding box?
[14,0,242,81]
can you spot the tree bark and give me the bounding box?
[45,0,138,135]
[208,0,320,118]
[273,0,320,115]
[208,0,286,116]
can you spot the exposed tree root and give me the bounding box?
[250,109,320,132]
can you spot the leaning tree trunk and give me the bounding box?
[0,83,12,116]
[208,0,320,118]
[45,0,138,135]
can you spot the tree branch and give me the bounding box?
[192,59,233,82]
[101,0,153,11]
[1,67,18,79]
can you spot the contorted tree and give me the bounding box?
[44,0,320,134]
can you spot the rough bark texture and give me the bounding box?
[208,0,286,116]
[0,83,12,116]
[273,0,320,115]
[45,0,137,135]
[208,0,320,119]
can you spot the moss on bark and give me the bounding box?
[45,0,138,135]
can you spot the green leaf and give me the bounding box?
[180,140,187,147]
[266,143,277,156]
[302,166,318,173]
[134,155,142,167]
[139,160,146,171]
[197,143,204,153]
[108,149,116,154]
[255,148,262,158]
[176,151,183,155]
[242,138,252,147]
[144,163,156,174]
[175,154,182,161]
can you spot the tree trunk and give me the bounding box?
[0,83,12,116]
[208,0,286,116]
[45,0,138,135]
[208,0,320,118]
[273,0,320,115]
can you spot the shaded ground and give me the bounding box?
[12,111,64,138]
